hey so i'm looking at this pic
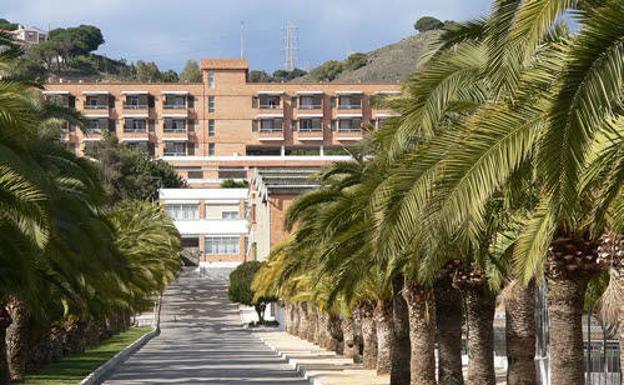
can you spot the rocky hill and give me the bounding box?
[292,31,436,84]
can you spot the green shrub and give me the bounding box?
[228,261,277,322]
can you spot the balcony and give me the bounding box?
[163,103,187,110]
[335,127,363,141]
[296,128,324,142]
[124,103,148,110]
[123,126,147,133]
[258,128,285,141]
[84,104,108,110]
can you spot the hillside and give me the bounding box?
[292,31,436,84]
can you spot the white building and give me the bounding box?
[159,188,249,268]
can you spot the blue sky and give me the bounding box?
[4,0,491,73]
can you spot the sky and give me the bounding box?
[4,0,491,73]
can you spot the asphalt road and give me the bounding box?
[103,269,308,385]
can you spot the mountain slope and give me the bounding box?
[293,31,436,83]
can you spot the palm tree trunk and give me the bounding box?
[317,311,330,347]
[0,304,13,385]
[342,314,358,359]
[504,282,537,385]
[285,302,293,334]
[391,274,410,385]
[299,302,309,339]
[464,284,496,385]
[291,303,300,336]
[403,280,437,385]
[361,302,378,369]
[374,298,394,375]
[547,273,589,385]
[328,315,343,353]
[435,279,464,385]
[6,297,30,382]
[547,235,601,385]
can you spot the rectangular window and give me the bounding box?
[163,95,186,108]
[164,118,186,132]
[259,119,283,132]
[208,120,215,136]
[207,70,216,88]
[299,95,322,109]
[187,170,204,179]
[209,143,216,156]
[222,211,240,220]
[338,95,362,109]
[208,96,215,112]
[299,118,322,131]
[164,204,199,220]
[163,142,186,156]
[124,118,146,132]
[258,95,280,109]
[338,118,362,131]
[204,235,240,255]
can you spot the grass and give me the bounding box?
[19,326,152,385]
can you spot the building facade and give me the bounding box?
[47,58,399,266]
[159,188,249,265]
[44,58,400,187]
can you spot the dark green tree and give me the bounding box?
[179,59,202,82]
[309,60,343,81]
[86,136,185,202]
[161,69,179,82]
[248,70,273,82]
[345,53,368,71]
[135,60,163,82]
[272,68,306,82]
[0,19,18,31]
[414,16,444,32]
[228,261,277,323]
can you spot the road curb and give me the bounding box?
[78,327,160,385]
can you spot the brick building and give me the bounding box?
[45,58,400,265]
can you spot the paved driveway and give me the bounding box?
[104,269,308,385]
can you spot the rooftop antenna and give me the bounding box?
[283,20,298,71]
[240,21,245,59]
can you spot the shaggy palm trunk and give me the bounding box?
[0,305,12,385]
[391,275,410,385]
[307,304,318,342]
[374,298,394,375]
[285,303,294,334]
[292,303,301,336]
[504,282,537,385]
[298,302,309,339]
[462,282,496,385]
[547,235,601,385]
[435,277,464,385]
[317,311,330,347]
[328,315,343,353]
[342,315,358,358]
[361,302,378,369]
[403,280,437,385]
[7,298,30,381]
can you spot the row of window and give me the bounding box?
[164,204,240,221]
[181,235,241,255]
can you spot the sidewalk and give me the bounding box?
[254,329,389,385]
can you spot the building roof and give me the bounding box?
[159,188,248,201]
[200,58,249,70]
[252,168,320,198]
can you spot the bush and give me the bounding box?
[345,53,368,71]
[221,178,249,188]
[415,16,444,32]
[309,60,344,82]
[228,261,277,322]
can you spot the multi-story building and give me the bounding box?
[46,58,399,267]
[44,58,400,187]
